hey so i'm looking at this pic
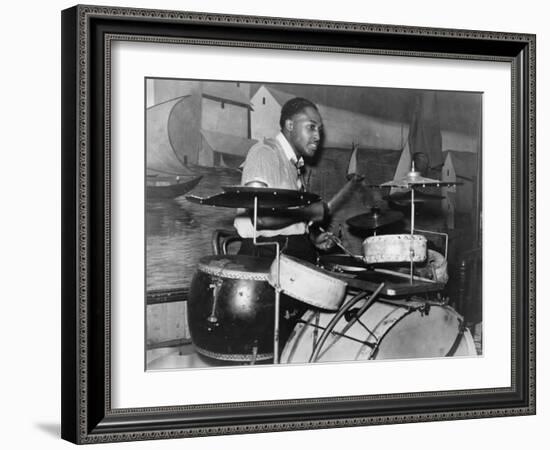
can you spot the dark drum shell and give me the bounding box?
[188,255,275,361]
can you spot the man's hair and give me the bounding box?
[279,97,319,130]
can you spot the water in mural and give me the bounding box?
[146,166,241,291]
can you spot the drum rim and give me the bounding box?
[364,234,428,243]
[197,255,272,281]
[194,345,273,362]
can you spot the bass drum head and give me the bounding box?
[281,300,476,364]
[373,304,473,359]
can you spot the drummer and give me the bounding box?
[234,97,336,263]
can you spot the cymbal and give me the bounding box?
[346,208,404,230]
[386,190,444,206]
[318,254,370,272]
[368,170,461,189]
[186,186,320,209]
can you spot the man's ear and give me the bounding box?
[284,118,294,132]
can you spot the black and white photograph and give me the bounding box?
[2,0,546,446]
[145,78,483,370]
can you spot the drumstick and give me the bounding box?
[373,267,436,284]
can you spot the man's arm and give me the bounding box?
[244,180,328,230]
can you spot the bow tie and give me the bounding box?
[294,159,305,175]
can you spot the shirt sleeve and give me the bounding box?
[241,143,281,188]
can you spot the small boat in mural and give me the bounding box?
[146,174,203,199]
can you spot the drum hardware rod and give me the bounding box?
[408,162,417,285]
[296,320,376,348]
[308,290,368,362]
[318,295,384,358]
[252,195,282,364]
[407,227,449,260]
[313,311,320,353]
[409,249,414,284]
[319,286,386,357]
[354,318,378,343]
[309,283,385,363]
[318,288,381,359]
[410,187,415,285]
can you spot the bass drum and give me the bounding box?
[188,255,274,362]
[281,298,476,363]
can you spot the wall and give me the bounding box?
[1,1,546,449]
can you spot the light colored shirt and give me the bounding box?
[233,133,307,238]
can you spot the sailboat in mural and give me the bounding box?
[146,81,260,198]
[146,95,204,199]
[146,173,203,200]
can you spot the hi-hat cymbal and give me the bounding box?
[186,186,320,209]
[386,190,444,206]
[346,208,404,231]
[368,170,461,189]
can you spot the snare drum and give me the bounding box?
[363,234,427,264]
[281,298,476,363]
[188,255,274,361]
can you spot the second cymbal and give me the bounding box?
[386,190,444,206]
[346,208,404,231]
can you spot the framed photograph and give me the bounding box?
[61,4,535,444]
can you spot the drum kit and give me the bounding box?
[185,165,475,365]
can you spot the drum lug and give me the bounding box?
[420,303,431,317]
[250,341,259,365]
[344,308,361,322]
[206,278,223,329]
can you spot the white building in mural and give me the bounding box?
[147,79,257,170]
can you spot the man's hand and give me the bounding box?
[311,230,336,251]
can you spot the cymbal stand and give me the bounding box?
[410,187,415,284]
[409,161,417,285]
[252,196,282,364]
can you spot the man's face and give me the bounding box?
[285,106,323,159]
